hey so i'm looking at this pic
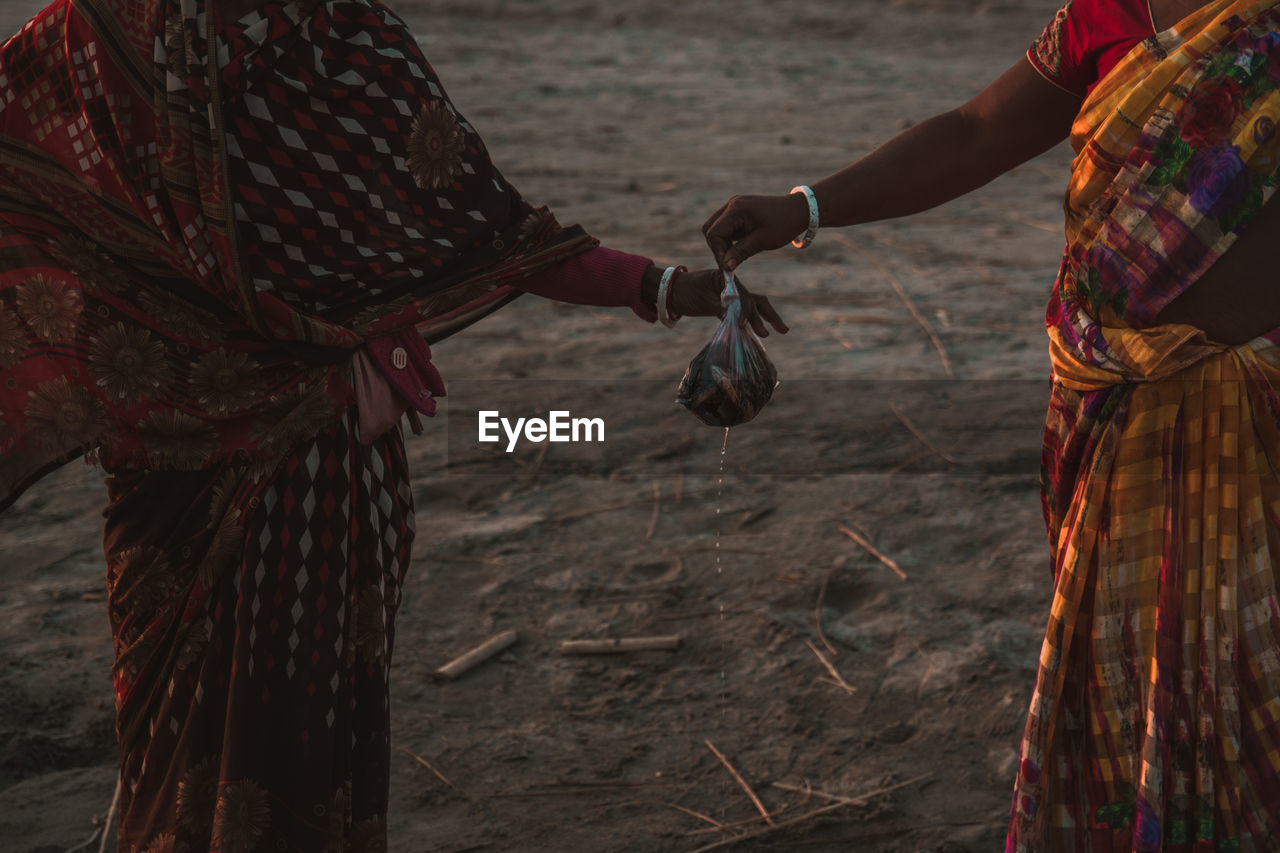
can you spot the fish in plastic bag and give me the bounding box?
[676,271,778,427]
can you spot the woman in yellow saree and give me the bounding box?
[705,0,1280,848]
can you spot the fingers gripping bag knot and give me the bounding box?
[676,272,778,427]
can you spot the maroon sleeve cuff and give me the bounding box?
[514,246,657,323]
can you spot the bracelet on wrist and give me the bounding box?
[657,265,686,328]
[790,185,819,249]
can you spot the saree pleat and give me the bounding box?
[104,412,412,852]
[1014,340,1280,851]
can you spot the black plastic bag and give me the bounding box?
[676,272,778,427]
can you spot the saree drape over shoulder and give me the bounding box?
[0,1,596,849]
[1009,1,1280,850]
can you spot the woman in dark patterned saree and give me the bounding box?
[0,0,785,849]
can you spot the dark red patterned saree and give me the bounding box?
[0,0,594,848]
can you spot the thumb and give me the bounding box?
[722,234,761,273]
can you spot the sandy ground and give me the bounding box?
[0,0,1077,850]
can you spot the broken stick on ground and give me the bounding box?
[560,635,683,655]
[837,524,908,581]
[434,629,519,680]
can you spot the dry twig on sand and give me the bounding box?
[889,402,956,464]
[805,640,855,694]
[704,740,772,826]
[667,802,729,832]
[770,772,931,807]
[63,778,120,853]
[837,525,908,581]
[397,747,469,798]
[644,481,662,541]
[813,566,838,656]
[684,773,933,852]
[737,506,775,529]
[99,780,120,853]
[560,635,683,655]
[433,630,519,680]
[830,233,954,378]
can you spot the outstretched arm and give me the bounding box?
[512,248,788,337]
[703,57,1082,271]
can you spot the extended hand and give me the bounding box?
[701,193,810,272]
[670,268,788,338]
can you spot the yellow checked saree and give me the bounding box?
[1009,1,1280,850]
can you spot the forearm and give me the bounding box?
[810,59,1078,229]
[812,110,1011,228]
[514,246,659,321]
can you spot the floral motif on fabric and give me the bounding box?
[211,779,271,853]
[16,275,82,341]
[24,377,109,449]
[1143,28,1280,232]
[408,101,466,190]
[89,324,171,405]
[140,832,190,853]
[187,349,264,414]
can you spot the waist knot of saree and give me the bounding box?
[1046,317,1280,400]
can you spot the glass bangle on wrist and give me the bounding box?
[658,265,686,328]
[790,185,819,249]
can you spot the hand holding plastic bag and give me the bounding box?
[676,271,778,427]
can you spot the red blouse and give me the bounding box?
[1027,0,1158,97]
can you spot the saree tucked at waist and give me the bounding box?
[1009,1,1280,850]
[0,0,596,849]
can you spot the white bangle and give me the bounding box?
[657,265,684,328]
[790,185,819,249]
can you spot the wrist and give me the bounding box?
[657,265,686,328]
[789,185,819,249]
[640,262,661,313]
[790,189,809,223]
